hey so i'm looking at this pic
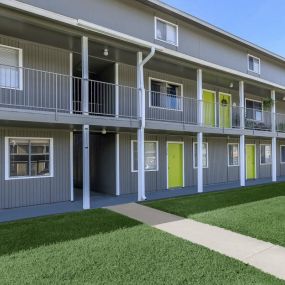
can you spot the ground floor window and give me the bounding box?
[131,140,159,172]
[193,142,208,168]
[5,137,53,179]
[260,144,271,165]
[281,145,285,164]
[228,143,239,166]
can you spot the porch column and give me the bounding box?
[81,36,89,115]
[137,51,145,201]
[70,131,74,202]
[115,133,120,196]
[83,125,90,209]
[115,63,119,118]
[271,90,277,182]
[239,81,246,186]
[197,69,203,193]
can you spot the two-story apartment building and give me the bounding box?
[1,0,285,210]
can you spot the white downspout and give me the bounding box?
[137,47,155,201]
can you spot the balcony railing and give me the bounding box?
[0,64,283,133]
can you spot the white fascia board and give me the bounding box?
[1,0,285,91]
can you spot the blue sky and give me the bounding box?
[162,0,285,57]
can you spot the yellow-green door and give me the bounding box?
[219,93,231,128]
[168,143,183,189]
[246,145,256,179]
[203,90,215,127]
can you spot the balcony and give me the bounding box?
[0,64,283,134]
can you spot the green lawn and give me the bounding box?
[0,209,283,284]
[145,183,285,247]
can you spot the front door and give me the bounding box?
[203,90,215,127]
[246,145,256,179]
[167,142,184,189]
[219,93,231,128]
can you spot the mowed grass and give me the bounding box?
[0,209,283,284]
[145,183,285,247]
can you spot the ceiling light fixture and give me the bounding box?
[102,128,107,135]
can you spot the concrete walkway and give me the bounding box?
[107,203,285,281]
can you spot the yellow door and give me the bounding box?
[246,145,256,179]
[219,93,231,128]
[203,90,215,127]
[168,143,183,189]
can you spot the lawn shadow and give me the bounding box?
[145,182,285,218]
[0,208,141,257]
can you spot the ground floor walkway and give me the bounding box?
[107,203,285,281]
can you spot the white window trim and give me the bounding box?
[148,77,184,111]
[0,44,23,91]
[227,143,239,167]
[247,54,261,75]
[193,142,209,169]
[5,137,54,180]
[154,16,179,47]
[131,140,159,173]
[260,144,272,165]
[245,98,264,122]
[280,145,285,164]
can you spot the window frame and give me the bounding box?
[5,137,54,180]
[193,142,209,169]
[227,143,240,167]
[245,98,263,122]
[154,16,179,47]
[0,44,23,91]
[148,77,184,111]
[131,140,159,173]
[247,54,261,74]
[280,145,285,164]
[260,144,272,165]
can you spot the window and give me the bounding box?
[0,45,23,89]
[228,143,239,166]
[248,55,260,74]
[155,17,178,46]
[193,142,208,168]
[150,78,182,111]
[281,146,285,164]
[5,138,53,179]
[131,141,158,172]
[260,144,271,165]
[245,99,263,121]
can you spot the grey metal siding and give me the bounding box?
[18,0,285,86]
[0,34,71,112]
[0,127,70,209]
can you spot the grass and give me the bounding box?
[145,182,285,247]
[0,209,283,284]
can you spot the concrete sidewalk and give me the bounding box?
[107,203,285,281]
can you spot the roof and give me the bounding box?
[143,0,285,64]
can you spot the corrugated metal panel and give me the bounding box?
[0,127,70,209]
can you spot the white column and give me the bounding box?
[81,36,89,115]
[137,52,145,201]
[115,63,119,118]
[197,132,203,193]
[197,69,203,193]
[240,134,246,186]
[271,90,277,182]
[239,81,246,187]
[70,131,74,202]
[197,69,203,125]
[115,133,120,196]
[83,125,90,209]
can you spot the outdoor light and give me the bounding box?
[102,128,107,135]
[103,48,109,56]
[229,82,234,88]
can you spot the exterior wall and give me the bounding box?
[17,0,285,86]
[0,127,70,209]
[277,140,285,177]
[0,34,71,111]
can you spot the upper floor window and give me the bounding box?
[248,55,260,74]
[5,137,53,180]
[0,45,23,90]
[149,78,183,111]
[245,99,263,122]
[155,17,178,46]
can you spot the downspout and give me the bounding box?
[138,47,155,201]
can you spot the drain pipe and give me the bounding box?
[137,47,155,201]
